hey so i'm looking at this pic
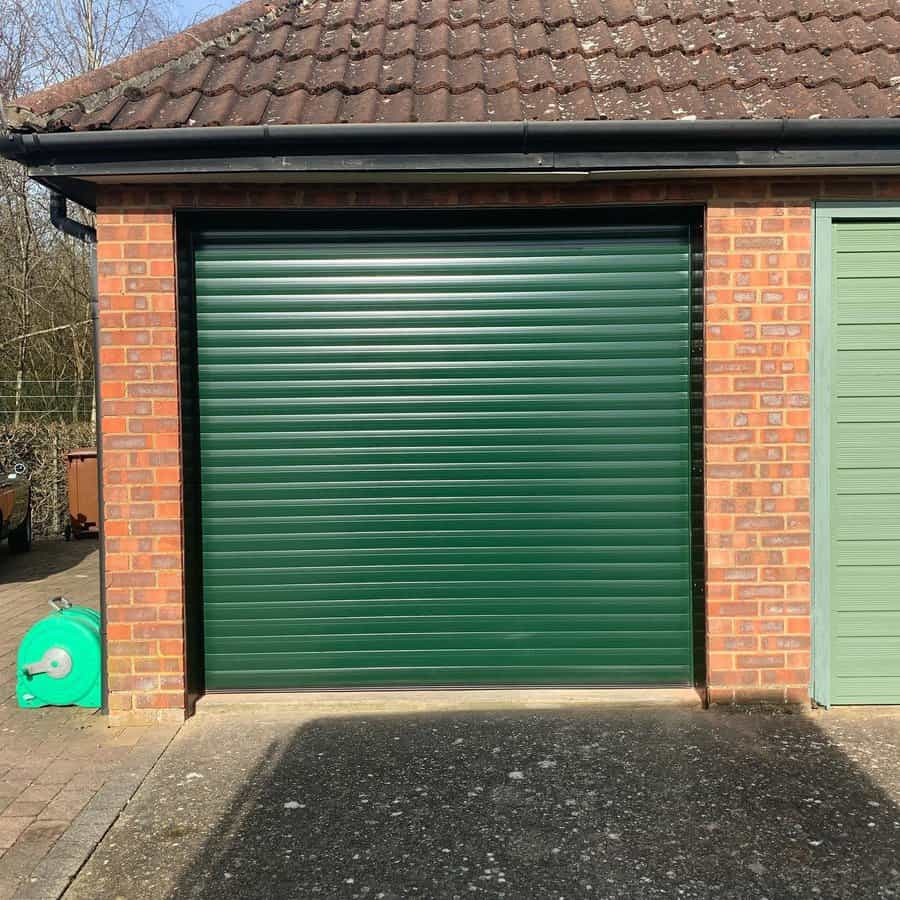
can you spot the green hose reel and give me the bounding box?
[17,597,102,709]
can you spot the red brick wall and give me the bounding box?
[703,193,812,705]
[96,211,185,719]
[93,177,900,718]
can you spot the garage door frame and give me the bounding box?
[175,205,706,706]
[812,201,900,707]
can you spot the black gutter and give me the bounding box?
[48,191,107,716]
[5,118,900,171]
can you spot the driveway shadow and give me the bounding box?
[67,705,900,899]
[0,536,97,584]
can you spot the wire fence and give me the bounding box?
[0,379,94,423]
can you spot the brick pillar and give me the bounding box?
[96,208,186,720]
[703,193,812,704]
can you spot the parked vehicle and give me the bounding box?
[1,463,32,553]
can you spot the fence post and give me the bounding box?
[51,428,59,537]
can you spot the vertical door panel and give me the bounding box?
[830,220,900,703]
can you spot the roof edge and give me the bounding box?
[8,120,900,203]
[10,0,286,122]
[7,118,900,165]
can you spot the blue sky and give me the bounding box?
[178,0,234,25]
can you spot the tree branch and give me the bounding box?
[0,319,91,348]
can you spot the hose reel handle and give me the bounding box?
[48,596,72,612]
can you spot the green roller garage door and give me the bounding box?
[826,218,900,704]
[192,220,696,690]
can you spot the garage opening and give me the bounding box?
[179,209,704,691]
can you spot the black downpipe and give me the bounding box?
[49,192,96,244]
[49,191,107,714]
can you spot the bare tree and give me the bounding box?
[36,0,181,79]
[0,0,35,96]
[1,0,188,426]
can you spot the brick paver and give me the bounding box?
[0,539,178,900]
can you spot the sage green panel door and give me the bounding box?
[830,220,900,704]
[193,222,695,690]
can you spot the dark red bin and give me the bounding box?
[66,448,99,540]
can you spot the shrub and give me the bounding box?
[0,422,96,537]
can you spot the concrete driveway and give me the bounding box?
[65,698,900,899]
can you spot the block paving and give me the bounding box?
[0,540,177,900]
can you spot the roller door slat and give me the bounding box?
[195,223,695,689]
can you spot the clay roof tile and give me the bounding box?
[9,0,900,132]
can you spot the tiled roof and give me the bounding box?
[8,0,900,131]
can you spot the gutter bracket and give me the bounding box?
[776,117,788,162]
